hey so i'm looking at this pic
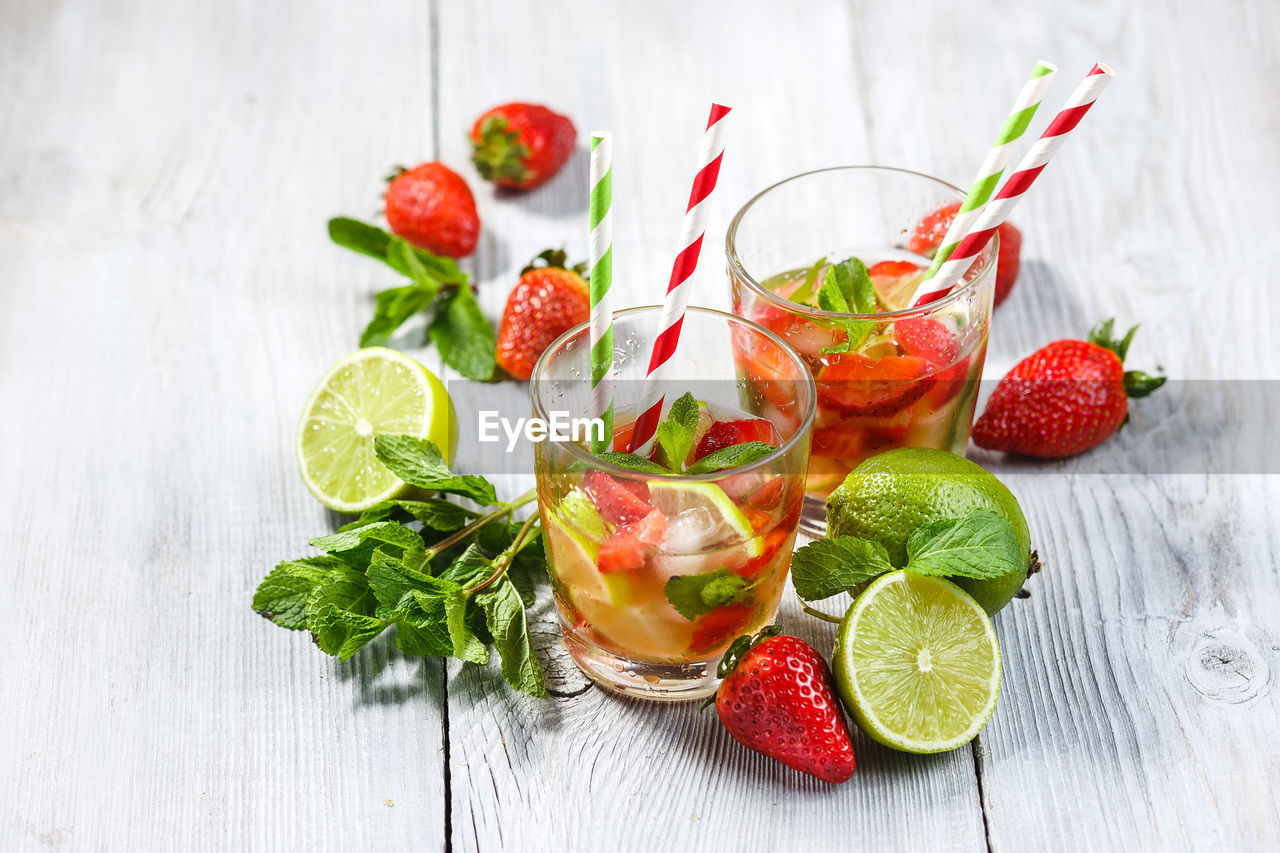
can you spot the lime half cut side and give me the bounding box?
[834,570,1001,753]
[296,347,456,514]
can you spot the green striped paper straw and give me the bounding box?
[588,132,614,453]
[924,60,1057,278]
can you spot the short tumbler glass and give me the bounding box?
[726,166,997,535]
[530,306,816,700]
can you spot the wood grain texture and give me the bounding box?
[2,0,1278,850]
[0,0,449,849]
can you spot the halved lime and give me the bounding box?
[834,570,1001,753]
[296,347,456,513]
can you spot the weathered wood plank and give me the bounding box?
[0,0,449,849]
[852,0,1280,849]
[435,2,987,851]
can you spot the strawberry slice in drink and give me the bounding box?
[868,260,926,312]
[693,418,779,462]
[583,469,653,526]
[597,508,667,574]
[688,603,756,655]
[818,353,935,417]
[896,317,971,407]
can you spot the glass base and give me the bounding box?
[799,494,827,538]
[560,621,719,701]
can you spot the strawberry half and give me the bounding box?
[818,353,934,416]
[597,508,666,573]
[693,418,779,462]
[712,628,856,784]
[583,470,653,526]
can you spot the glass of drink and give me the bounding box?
[530,306,816,700]
[726,166,997,535]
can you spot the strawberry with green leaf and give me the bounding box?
[471,103,577,191]
[973,319,1166,458]
[495,250,591,380]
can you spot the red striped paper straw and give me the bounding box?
[910,63,1115,307]
[627,103,732,455]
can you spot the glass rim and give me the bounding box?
[528,304,818,484]
[724,164,999,321]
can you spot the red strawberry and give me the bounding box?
[896,317,959,365]
[712,628,856,784]
[597,509,666,573]
[495,250,591,380]
[384,162,480,257]
[868,260,920,279]
[908,201,1022,308]
[818,353,934,416]
[689,604,755,654]
[470,103,577,191]
[693,418,779,461]
[583,470,653,526]
[973,319,1166,457]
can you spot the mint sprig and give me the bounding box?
[813,256,877,355]
[619,392,778,476]
[252,437,548,697]
[328,217,496,381]
[791,509,1026,606]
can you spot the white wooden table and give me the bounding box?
[4,1,1278,849]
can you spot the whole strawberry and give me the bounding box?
[471,103,576,191]
[973,319,1166,458]
[384,162,479,257]
[909,201,1022,307]
[495,249,590,380]
[712,627,856,784]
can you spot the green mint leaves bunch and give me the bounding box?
[594,393,777,476]
[329,218,497,381]
[790,510,1024,612]
[253,435,547,697]
[787,256,880,355]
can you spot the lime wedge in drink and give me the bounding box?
[647,480,763,577]
[834,570,1001,753]
[296,347,456,513]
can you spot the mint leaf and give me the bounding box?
[820,319,875,354]
[594,451,670,475]
[654,392,701,471]
[360,283,438,348]
[253,556,346,629]
[430,285,496,381]
[664,569,751,620]
[341,498,475,532]
[365,547,434,608]
[310,522,425,568]
[391,593,453,658]
[905,511,1023,580]
[685,441,777,475]
[328,217,394,261]
[329,218,465,284]
[373,436,497,505]
[304,567,387,660]
[790,536,893,601]
[437,543,495,587]
[475,577,547,697]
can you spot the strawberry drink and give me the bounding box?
[531,307,815,700]
[726,167,997,534]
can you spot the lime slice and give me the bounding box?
[834,570,1001,753]
[543,498,635,605]
[296,347,456,513]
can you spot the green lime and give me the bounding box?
[826,447,1031,614]
[296,347,456,513]
[835,570,1001,753]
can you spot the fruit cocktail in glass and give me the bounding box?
[726,166,997,535]
[530,306,815,700]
